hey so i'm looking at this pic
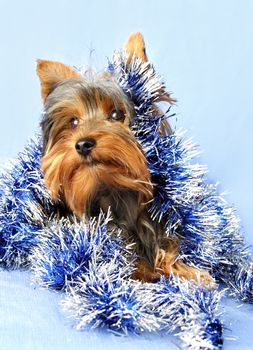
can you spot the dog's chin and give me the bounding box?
[61,159,152,218]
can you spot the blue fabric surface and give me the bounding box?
[1,270,253,350]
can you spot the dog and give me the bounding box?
[37,32,213,284]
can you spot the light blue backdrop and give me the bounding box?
[0,1,253,349]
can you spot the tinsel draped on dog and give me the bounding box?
[0,33,252,349]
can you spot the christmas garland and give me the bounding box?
[0,50,252,349]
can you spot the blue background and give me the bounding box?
[0,1,253,349]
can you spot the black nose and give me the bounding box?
[75,138,96,156]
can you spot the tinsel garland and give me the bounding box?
[0,50,252,349]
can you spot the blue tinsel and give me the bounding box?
[0,50,252,349]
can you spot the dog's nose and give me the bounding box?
[75,138,96,156]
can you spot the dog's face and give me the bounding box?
[38,34,153,218]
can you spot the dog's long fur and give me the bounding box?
[37,33,213,284]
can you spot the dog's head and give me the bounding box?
[37,33,172,220]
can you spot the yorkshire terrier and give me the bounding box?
[37,33,213,284]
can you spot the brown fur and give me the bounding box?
[38,32,214,286]
[37,60,80,101]
[125,32,148,63]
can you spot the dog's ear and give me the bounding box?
[125,32,148,63]
[37,60,80,102]
[125,33,176,99]
[125,33,176,134]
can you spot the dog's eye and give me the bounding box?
[109,109,125,122]
[70,117,79,128]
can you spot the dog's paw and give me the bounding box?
[155,250,216,288]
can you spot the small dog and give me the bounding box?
[37,33,212,284]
